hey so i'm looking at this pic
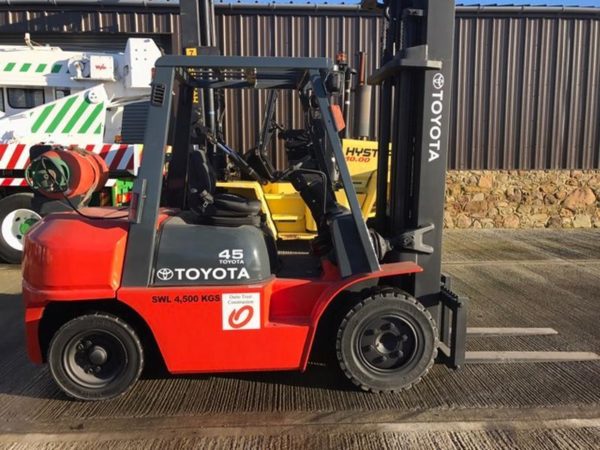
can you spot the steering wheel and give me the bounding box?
[257,91,279,154]
[215,141,268,184]
[196,125,268,183]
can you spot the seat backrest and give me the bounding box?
[188,146,219,215]
[188,146,216,197]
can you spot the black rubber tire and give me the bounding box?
[48,313,144,401]
[0,193,37,264]
[336,289,438,393]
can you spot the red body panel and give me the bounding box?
[23,208,129,297]
[22,210,422,372]
[116,261,421,373]
[22,208,172,363]
[118,281,312,373]
[24,306,45,363]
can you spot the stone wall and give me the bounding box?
[444,170,600,229]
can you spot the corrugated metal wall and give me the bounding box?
[214,8,600,170]
[451,13,600,170]
[0,7,178,36]
[0,5,598,170]
[216,10,384,169]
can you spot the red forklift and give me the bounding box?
[22,0,466,400]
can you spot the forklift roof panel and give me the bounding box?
[156,55,334,90]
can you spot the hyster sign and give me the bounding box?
[428,72,445,163]
[222,293,261,330]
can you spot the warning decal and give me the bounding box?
[222,293,261,331]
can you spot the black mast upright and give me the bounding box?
[179,0,222,173]
[368,0,466,367]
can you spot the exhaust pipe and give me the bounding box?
[354,51,372,140]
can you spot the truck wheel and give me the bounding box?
[0,193,41,264]
[48,313,144,401]
[336,290,437,392]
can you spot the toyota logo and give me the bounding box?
[433,73,445,90]
[156,268,174,281]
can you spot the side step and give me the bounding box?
[271,214,301,223]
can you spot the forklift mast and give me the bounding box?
[178,0,224,175]
[369,0,465,367]
[371,0,453,300]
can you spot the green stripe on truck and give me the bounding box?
[62,97,92,133]
[35,64,47,73]
[31,104,56,133]
[51,64,62,74]
[46,97,78,133]
[4,62,15,72]
[78,103,104,134]
[20,63,31,72]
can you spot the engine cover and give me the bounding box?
[152,216,272,286]
[22,208,129,296]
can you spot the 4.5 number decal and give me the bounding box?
[218,249,244,259]
[219,249,244,265]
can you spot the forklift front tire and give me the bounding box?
[336,290,437,392]
[48,313,144,401]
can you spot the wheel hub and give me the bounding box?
[88,346,109,366]
[18,217,38,235]
[73,340,109,373]
[375,332,401,354]
[1,208,41,251]
[64,331,126,389]
[358,315,418,371]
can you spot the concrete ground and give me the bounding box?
[0,229,599,449]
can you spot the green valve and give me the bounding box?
[25,156,70,193]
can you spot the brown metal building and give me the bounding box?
[0,2,598,170]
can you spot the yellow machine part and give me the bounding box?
[217,139,380,240]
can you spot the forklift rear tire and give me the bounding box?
[336,290,437,392]
[48,313,144,401]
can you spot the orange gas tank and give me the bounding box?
[26,145,109,199]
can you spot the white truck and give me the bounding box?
[0,35,161,262]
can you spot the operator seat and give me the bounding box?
[188,147,262,227]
